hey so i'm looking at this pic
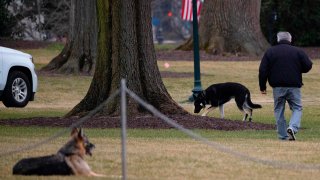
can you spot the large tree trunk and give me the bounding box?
[41,0,97,74]
[178,0,269,56]
[66,0,187,117]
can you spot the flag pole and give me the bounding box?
[190,0,202,101]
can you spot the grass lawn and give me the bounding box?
[0,46,320,179]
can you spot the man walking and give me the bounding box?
[259,31,313,141]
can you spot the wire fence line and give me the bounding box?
[1,80,320,172]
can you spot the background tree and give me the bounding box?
[260,0,320,46]
[2,0,43,39]
[0,0,16,37]
[0,0,70,40]
[66,0,186,117]
[41,0,97,74]
[178,0,269,56]
[42,0,70,40]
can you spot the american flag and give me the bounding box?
[181,0,202,21]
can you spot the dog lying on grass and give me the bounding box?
[13,128,104,177]
[193,82,262,121]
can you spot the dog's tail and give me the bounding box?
[246,93,262,109]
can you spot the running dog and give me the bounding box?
[13,128,104,176]
[193,82,262,121]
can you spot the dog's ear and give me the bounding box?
[196,91,205,100]
[201,91,206,97]
[200,91,206,107]
[192,93,198,99]
[193,91,205,99]
[71,128,79,137]
[78,128,84,139]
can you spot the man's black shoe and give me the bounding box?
[287,128,296,141]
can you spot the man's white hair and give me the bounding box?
[277,31,292,42]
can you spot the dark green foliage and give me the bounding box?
[0,0,70,40]
[261,0,320,46]
[0,0,16,37]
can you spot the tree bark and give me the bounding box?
[178,0,269,56]
[41,0,97,74]
[66,0,187,117]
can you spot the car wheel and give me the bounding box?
[2,71,31,107]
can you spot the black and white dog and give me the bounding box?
[193,82,262,121]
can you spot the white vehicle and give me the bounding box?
[0,46,38,107]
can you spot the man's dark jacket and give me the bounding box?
[259,40,313,91]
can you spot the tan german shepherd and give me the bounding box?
[13,128,104,176]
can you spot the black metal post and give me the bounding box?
[189,0,202,101]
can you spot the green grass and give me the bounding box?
[0,109,66,119]
[154,43,179,51]
[0,48,320,179]
[45,42,65,51]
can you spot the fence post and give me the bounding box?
[120,79,127,180]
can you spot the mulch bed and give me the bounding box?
[0,115,275,131]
